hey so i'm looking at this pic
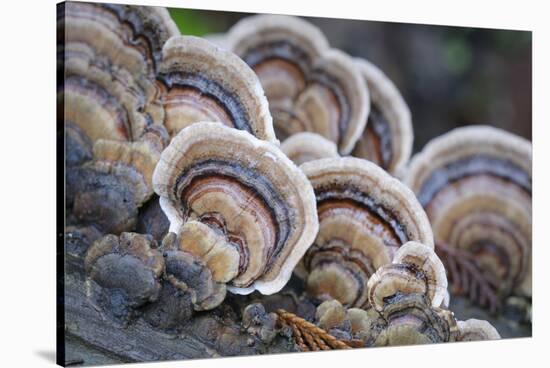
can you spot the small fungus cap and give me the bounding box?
[373,294,457,346]
[161,232,227,311]
[84,232,165,324]
[456,319,501,341]
[281,132,339,166]
[367,241,448,312]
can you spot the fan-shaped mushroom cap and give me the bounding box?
[226,14,329,61]
[92,139,161,204]
[84,232,164,325]
[66,130,168,234]
[300,157,433,307]
[60,2,178,142]
[404,126,532,297]
[203,33,228,49]
[367,241,448,312]
[346,308,376,339]
[67,161,140,234]
[153,122,319,295]
[161,232,227,311]
[226,15,368,154]
[281,132,339,166]
[66,133,167,234]
[316,300,347,330]
[373,294,458,346]
[351,59,412,177]
[65,122,93,167]
[456,319,501,341]
[156,35,276,143]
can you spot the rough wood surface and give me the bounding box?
[64,265,296,366]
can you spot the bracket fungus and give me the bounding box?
[456,319,501,341]
[361,235,500,346]
[155,35,277,143]
[351,59,413,177]
[281,132,339,166]
[158,232,227,312]
[242,303,279,344]
[153,122,319,297]
[66,136,165,234]
[315,300,348,332]
[314,243,461,346]
[60,2,179,233]
[404,126,532,299]
[225,15,369,154]
[300,157,433,307]
[371,293,458,346]
[60,2,178,142]
[367,241,448,312]
[84,232,165,326]
[311,295,465,347]
[65,122,93,168]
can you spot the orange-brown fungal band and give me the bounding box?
[300,157,433,307]
[153,122,318,296]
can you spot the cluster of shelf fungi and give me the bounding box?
[60,2,532,365]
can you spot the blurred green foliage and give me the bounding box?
[169,8,221,36]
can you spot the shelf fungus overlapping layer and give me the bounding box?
[60,2,178,142]
[361,242,497,346]
[153,122,319,302]
[155,35,277,143]
[65,123,169,233]
[456,319,501,341]
[300,157,434,308]
[60,2,179,233]
[158,232,227,312]
[312,297,458,347]
[313,284,500,347]
[225,15,369,154]
[351,59,412,177]
[369,293,459,346]
[281,132,339,166]
[404,126,532,298]
[367,242,448,311]
[84,232,165,326]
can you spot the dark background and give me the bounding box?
[168,8,532,152]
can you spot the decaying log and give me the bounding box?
[63,247,297,366]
